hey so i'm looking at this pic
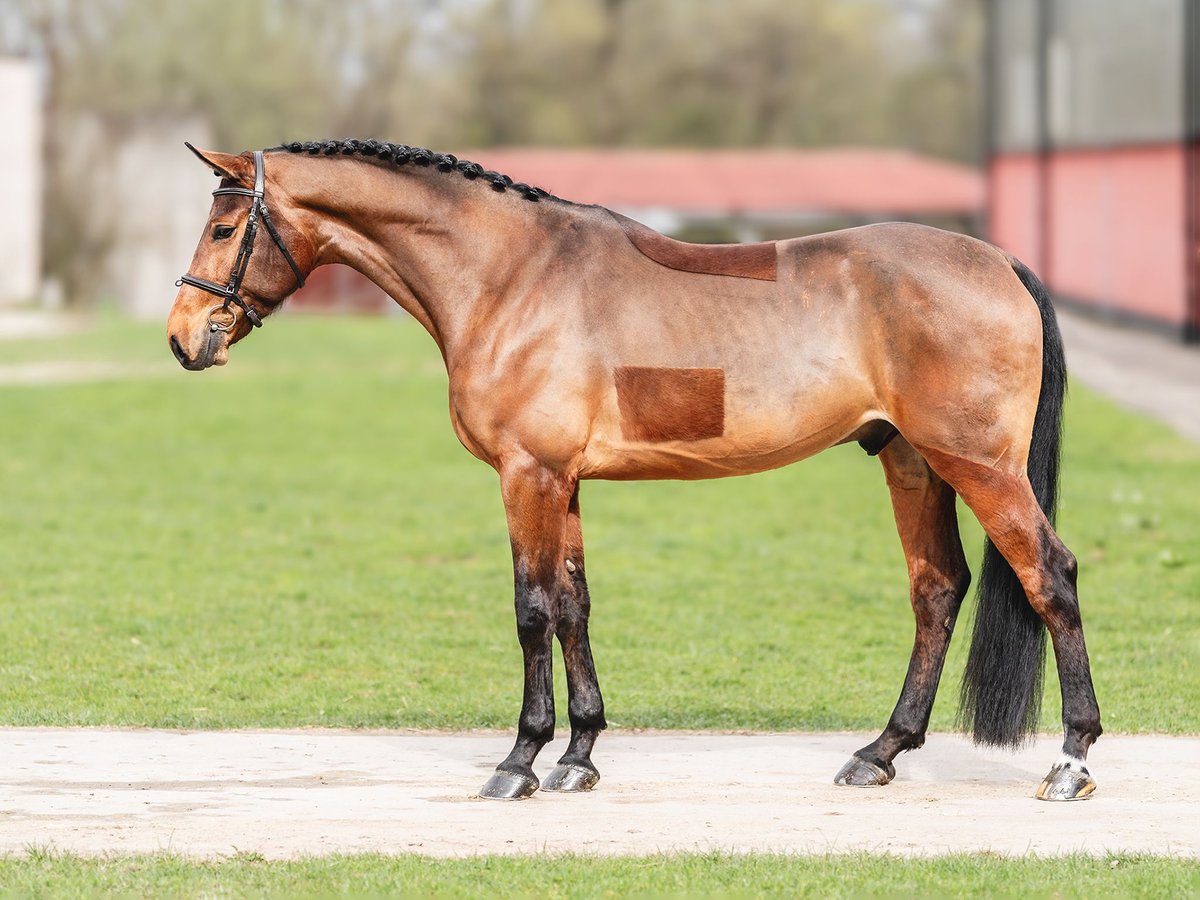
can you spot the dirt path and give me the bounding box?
[4,729,1196,858]
[1056,307,1200,442]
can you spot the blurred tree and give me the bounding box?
[889,0,985,162]
[441,0,914,149]
[56,0,336,149]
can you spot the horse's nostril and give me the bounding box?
[170,335,190,366]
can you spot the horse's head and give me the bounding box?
[168,145,313,370]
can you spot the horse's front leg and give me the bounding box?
[477,457,575,800]
[541,483,606,792]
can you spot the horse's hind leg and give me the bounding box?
[477,457,575,800]
[925,449,1102,800]
[542,484,607,792]
[835,437,971,786]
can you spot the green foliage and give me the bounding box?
[0,850,1196,897]
[0,316,1196,732]
[444,0,982,156]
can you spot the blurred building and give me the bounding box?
[988,0,1200,340]
[103,116,218,318]
[0,57,41,306]
[463,148,983,240]
[292,147,983,313]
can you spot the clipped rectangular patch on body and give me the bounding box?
[614,366,725,442]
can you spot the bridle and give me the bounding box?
[176,150,306,332]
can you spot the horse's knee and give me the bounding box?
[514,579,555,640]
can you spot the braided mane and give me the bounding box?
[275,140,554,203]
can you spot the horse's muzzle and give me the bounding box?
[170,330,226,370]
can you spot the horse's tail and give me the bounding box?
[958,256,1065,748]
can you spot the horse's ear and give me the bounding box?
[184,142,253,183]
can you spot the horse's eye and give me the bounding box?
[212,224,236,240]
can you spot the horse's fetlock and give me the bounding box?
[519,705,555,743]
[886,718,926,751]
[1066,710,1102,743]
[569,709,607,733]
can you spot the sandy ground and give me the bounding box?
[3,729,1196,859]
[1055,307,1200,442]
[0,312,80,342]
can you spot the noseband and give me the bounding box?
[177,150,306,331]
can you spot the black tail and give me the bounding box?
[958,257,1066,748]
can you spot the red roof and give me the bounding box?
[466,147,983,216]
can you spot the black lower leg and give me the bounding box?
[544,487,606,792]
[839,443,969,786]
[1011,528,1101,800]
[497,570,556,778]
[480,462,576,800]
[479,563,558,799]
[1036,531,1102,760]
[555,571,606,772]
[849,570,969,777]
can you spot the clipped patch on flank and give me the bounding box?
[614,366,725,442]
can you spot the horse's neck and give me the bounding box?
[295,160,535,360]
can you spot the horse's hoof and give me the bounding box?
[834,755,894,787]
[1035,757,1096,801]
[477,769,539,800]
[541,763,599,793]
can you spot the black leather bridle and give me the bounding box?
[177,150,306,332]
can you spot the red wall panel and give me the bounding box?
[989,155,1044,270]
[289,263,391,314]
[989,145,1188,326]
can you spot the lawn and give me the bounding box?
[1,851,1197,897]
[1,314,1197,733]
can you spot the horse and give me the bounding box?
[168,139,1101,802]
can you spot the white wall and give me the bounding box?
[0,58,41,305]
[103,115,217,318]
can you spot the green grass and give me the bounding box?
[1,315,1197,732]
[2,851,1197,897]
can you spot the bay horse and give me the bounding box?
[168,140,1101,801]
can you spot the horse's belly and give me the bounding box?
[578,372,878,480]
[579,437,829,480]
